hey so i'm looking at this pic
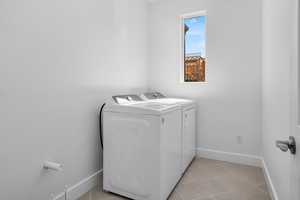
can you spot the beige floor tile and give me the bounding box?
[245,191,271,200]
[78,158,271,200]
[180,159,232,186]
[225,164,266,186]
[175,179,230,199]
[168,191,182,200]
[192,197,215,200]
[257,182,269,194]
[213,192,245,200]
[78,192,90,200]
[214,189,271,200]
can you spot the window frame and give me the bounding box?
[179,11,208,83]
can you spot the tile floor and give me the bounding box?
[79,158,271,200]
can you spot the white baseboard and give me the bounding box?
[53,192,65,200]
[67,169,103,200]
[261,159,279,200]
[196,147,262,167]
[53,169,103,200]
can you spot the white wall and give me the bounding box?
[148,0,262,156]
[0,0,148,199]
[262,0,294,199]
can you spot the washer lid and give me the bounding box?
[104,101,180,115]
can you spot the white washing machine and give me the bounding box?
[103,95,182,200]
[141,92,197,173]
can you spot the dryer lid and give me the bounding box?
[141,92,196,108]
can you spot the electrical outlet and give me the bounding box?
[237,136,243,144]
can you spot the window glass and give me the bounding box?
[184,16,206,82]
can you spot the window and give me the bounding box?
[181,12,207,82]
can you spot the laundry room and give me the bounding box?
[0,0,299,200]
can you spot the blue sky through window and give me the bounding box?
[184,16,206,58]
